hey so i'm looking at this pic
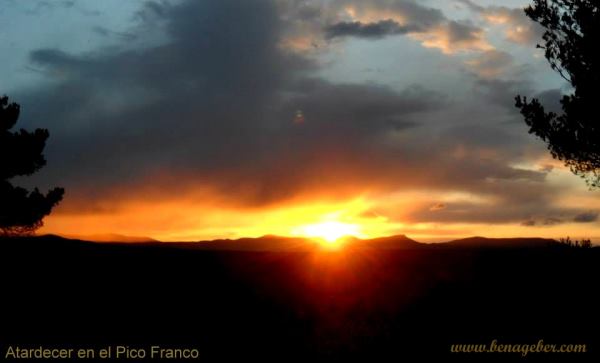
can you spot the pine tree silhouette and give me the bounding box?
[516,0,600,188]
[1,95,64,236]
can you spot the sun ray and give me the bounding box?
[291,221,361,244]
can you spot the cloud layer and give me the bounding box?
[4,0,596,239]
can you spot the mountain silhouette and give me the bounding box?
[444,236,558,248]
[350,234,422,249]
[178,235,314,251]
[145,234,425,251]
[49,233,570,251]
[61,233,158,243]
[1,233,597,361]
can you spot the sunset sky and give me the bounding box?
[2,0,598,242]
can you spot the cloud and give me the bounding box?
[20,0,451,208]
[456,0,545,45]
[466,50,513,78]
[543,217,563,226]
[534,88,563,114]
[316,0,493,53]
[91,26,137,41]
[409,20,492,54]
[574,212,598,223]
[11,0,577,232]
[337,0,446,27]
[474,77,532,111]
[519,212,598,227]
[429,203,446,211]
[483,7,543,45]
[19,0,94,16]
[324,19,417,39]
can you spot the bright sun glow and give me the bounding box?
[292,221,361,243]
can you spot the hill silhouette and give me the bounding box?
[155,233,424,251]
[66,233,564,251]
[60,233,158,243]
[444,236,558,248]
[1,234,597,362]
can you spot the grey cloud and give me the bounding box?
[574,212,598,223]
[519,212,599,227]
[467,50,513,78]
[325,20,418,39]
[395,197,592,225]
[23,3,49,16]
[383,196,562,225]
[30,49,88,70]
[22,0,78,15]
[457,0,544,45]
[91,26,110,37]
[455,0,484,12]
[92,26,137,41]
[323,0,486,49]
[136,0,170,21]
[444,21,480,43]
[543,217,563,226]
[474,78,532,112]
[19,0,451,208]
[535,88,563,114]
[351,0,446,28]
[11,0,575,224]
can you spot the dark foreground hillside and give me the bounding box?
[0,235,598,362]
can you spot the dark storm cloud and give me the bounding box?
[30,49,89,71]
[280,80,442,136]
[325,20,418,39]
[409,203,548,224]
[11,0,578,226]
[17,0,448,207]
[518,212,598,227]
[392,175,560,224]
[21,0,290,182]
[574,212,598,223]
[396,197,594,226]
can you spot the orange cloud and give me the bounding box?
[336,3,492,54]
[41,196,395,241]
[41,192,600,243]
[342,5,408,24]
[279,36,319,52]
[465,50,513,78]
[481,7,543,45]
[410,22,493,54]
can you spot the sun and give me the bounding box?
[292,221,360,243]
